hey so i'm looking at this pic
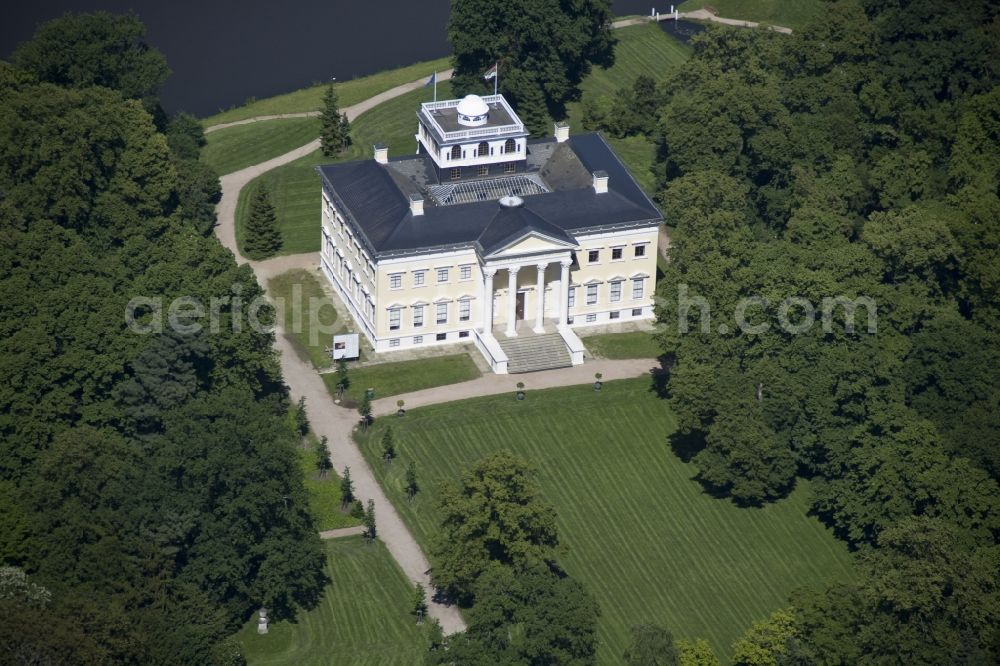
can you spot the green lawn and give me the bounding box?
[233,25,687,255]
[678,0,824,29]
[566,23,690,197]
[298,436,361,531]
[583,330,664,359]
[235,81,454,257]
[235,536,429,665]
[268,269,339,369]
[324,353,481,405]
[202,117,320,176]
[355,379,855,663]
[202,56,452,127]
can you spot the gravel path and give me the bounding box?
[374,358,661,416]
[210,61,665,636]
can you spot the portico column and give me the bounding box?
[558,258,572,326]
[533,263,547,333]
[505,266,520,337]
[481,268,496,334]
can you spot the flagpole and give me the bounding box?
[494,61,498,96]
[434,71,437,102]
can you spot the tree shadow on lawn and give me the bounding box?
[647,353,675,398]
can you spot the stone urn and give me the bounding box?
[593,373,603,391]
[515,382,525,401]
[257,607,269,635]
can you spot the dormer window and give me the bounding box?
[477,142,489,157]
[450,145,461,160]
[504,138,516,154]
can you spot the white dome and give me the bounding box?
[456,94,490,126]
[457,94,489,117]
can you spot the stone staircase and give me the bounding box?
[498,332,573,374]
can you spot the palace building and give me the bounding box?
[316,93,661,373]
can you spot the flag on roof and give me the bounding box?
[483,63,498,81]
[424,72,437,87]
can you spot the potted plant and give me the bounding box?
[594,372,603,391]
[515,381,525,401]
[396,399,406,417]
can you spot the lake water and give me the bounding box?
[2,1,698,117]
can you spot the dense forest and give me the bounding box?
[590,0,1000,661]
[0,13,325,664]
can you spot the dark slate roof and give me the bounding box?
[478,203,577,255]
[316,132,662,258]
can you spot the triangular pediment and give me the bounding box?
[486,231,578,258]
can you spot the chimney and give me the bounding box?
[592,170,609,194]
[374,142,388,164]
[554,121,570,143]
[409,193,424,216]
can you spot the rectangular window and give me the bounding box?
[436,333,447,341]
[610,281,622,303]
[413,335,423,344]
[436,302,448,324]
[612,247,623,260]
[588,250,599,263]
[389,308,401,331]
[450,168,461,180]
[413,271,425,287]
[460,265,472,281]
[389,273,402,289]
[568,286,576,309]
[389,338,400,348]
[632,308,642,317]
[478,165,489,177]
[459,330,470,338]
[504,162,516,174]
[610,310,620,320]
[632,277,644,300]
[459,300,471,321]
[634,244,647,257]
[586,284,598,305]
[586,313,597,323]
[412,306,424,328]
[567,316,574,325]
[437,267,449,283]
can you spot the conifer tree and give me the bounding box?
[340,466,355,507]
[244,183,281,259]
[315,436,332,478]
[411,583,428,621]
[358,394,372,430]
[381,426,395,462]
[405,461,419,500]
[320,85,351,157]
[295,396,310,441]
[363,499,376,543]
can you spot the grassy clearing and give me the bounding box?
[583,330,663,359]
[355,379,855,663]
[202,57,452,127]
[678,0,824,29]
[297,434,361,531]
[235,536,429,665]
[268,269,338,369]
[202,117,320,176]
[235,81,454,257]
[565,23,689,198]
[323,352,481,405]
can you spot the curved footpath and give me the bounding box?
[214,71,471,633]
[613,9,792,33]
[211,51,671,632]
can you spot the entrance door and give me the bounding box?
[515,292,525,320]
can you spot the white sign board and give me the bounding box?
[331,334,360,360]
